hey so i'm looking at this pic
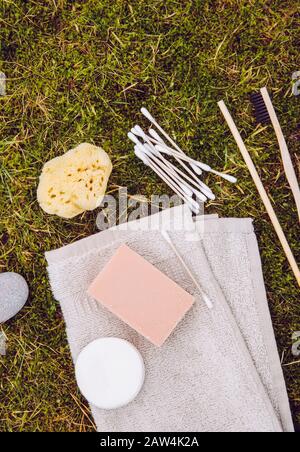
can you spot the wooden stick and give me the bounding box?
[260,87,300,223]
[218,100,300,287]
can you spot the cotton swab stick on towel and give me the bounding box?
[259,87,300,223]
[161,230,213,309]
[218,100,300,287]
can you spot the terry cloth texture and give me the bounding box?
[46,205,294,432]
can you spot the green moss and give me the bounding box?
[0,0,299,431]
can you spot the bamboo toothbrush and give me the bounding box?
[251,87,300,223]
[218,100,300,287]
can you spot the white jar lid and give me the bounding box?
[75,337,145,410]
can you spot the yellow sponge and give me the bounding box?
[37,143,112,219]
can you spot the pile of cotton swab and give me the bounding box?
[128,107,237,215]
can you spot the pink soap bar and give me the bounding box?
[88,244,194,346]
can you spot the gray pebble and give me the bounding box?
[0,272,29,323]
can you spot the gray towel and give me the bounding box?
[46,205,293,432]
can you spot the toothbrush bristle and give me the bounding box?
[250,92,271,125]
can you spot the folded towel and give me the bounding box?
[46,205,293,432]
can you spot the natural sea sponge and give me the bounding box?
[37,143,112,219]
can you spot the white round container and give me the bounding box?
[75,337,145,410]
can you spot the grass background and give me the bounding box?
[0,0,299,432]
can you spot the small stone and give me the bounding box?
[0,272,29,323]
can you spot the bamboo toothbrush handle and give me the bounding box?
[218,100,300,287]
[260,87,300,223]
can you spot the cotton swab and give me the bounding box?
[130,108,237,209]
[142,143,208,203]
[139,157,200,215]
[130,127,215,200]
[153,142,237,182]
[209,168,237,183]
[148,127,164,143]
[140,144,195,198]
[140,108,209,183]
[142,144,208,203]
[151,148,215,201]
[147,122,202,175]
[131,127,210,201]
[129,132,197,202]
[134,124,203,179]
[161,230,213,310]
[142,107,214,177]
[154,144,211,172]
[141,140,209,201]
[134,146,192,204]
[147,145,215,200]
[149,127,202,175]
[218,100,300,287]
[133,143,201,214]
[148,128,203,175]
[135,125,237,183]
